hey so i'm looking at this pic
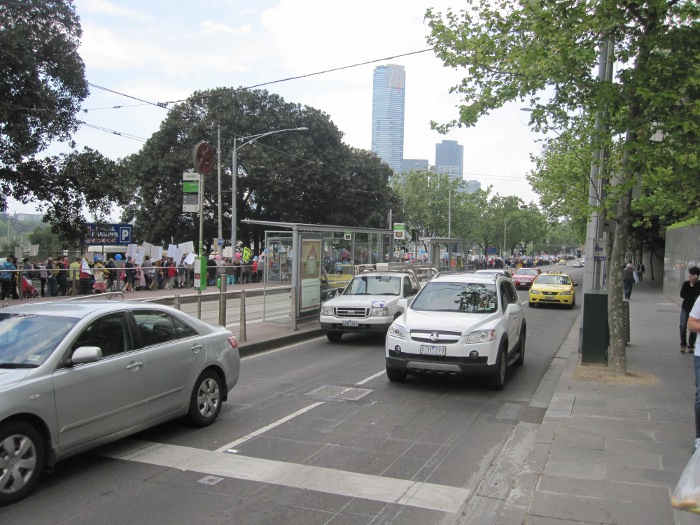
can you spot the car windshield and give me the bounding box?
[536,275,571,285]
[0,313,78,367]
[517,269,538,276]
[344,275,402,296]
[411,282,498,313]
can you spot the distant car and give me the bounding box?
[528,272,577,309]
[320,271,421,342]
[512,267,541,289]
[474,269,513,279]
[385,273,526,390]
[572,259,585,268]
[0,300,240,506]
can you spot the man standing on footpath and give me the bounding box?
[686,292,700,452]
[622,262,636,300]
[681,267,700,353]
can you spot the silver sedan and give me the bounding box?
[0,300,240,506]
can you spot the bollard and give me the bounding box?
[218,277,227,326]
[239,289,247,341]
[174,294,180,311]
[291,286,298,331]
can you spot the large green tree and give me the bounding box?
[426,0,700,374]
[0,0,89,214]
[120,88,396,253]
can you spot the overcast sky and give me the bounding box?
[10,0,543,216]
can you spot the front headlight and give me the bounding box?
[388,323,406,339]
[321,306,334,316]
[530,289,542,295]
[466,329,496,344]
[560,291,572,296]
[371,307,390,317]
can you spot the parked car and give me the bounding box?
[528,272,577,308]
[320,271,420,342]
[512,267,541,289]
[0,300,240,506]
[385,273,526,389]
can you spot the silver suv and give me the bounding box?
[385,273,525,389]
[320,271,420,342]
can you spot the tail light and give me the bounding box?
[227,335,238,349]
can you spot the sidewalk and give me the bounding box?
[497,281,698,525]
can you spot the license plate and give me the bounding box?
[544,297,555,301]
[342,319,358,327]
[420,345,446,356]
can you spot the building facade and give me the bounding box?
[371,64,405,173]
[435,140,464,183]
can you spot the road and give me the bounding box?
[0,267,584,525]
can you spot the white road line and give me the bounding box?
[100,438,470,513]
[355,369,386,385]
[214,402,325,453]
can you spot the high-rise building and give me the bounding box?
[465,180,482,194]
[435,140,464,183]
[371,64,405,173]
[401,159,429,173]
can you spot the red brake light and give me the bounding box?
[227,336,238,349]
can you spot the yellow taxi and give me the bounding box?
[528,272,577,309]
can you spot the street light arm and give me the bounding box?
[236,127,308,151]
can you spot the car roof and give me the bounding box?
[429,273,504,284]
[353,271,411,278]
[0,300,175,319]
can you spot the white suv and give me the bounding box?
[320,271,420,342]
[385,273,526,390]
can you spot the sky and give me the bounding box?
[10,0,543,217]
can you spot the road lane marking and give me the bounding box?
[214,402,325,453]
[355,370,385,385]
[100,438,470,513]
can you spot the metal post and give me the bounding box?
[239,289,247,341]
[198,172,204,256]
[217,126,222,241]
[231,139,238,253]
[291,286,298,332]
[218,275,227,326]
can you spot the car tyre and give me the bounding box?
[489,344,507,391]
[187,370,223,427]
[569,297,576,309]
[0,421,45,507]
[386,365,407,382]
[326,332,342,343]
[516,327,526,366]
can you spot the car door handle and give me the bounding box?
[191,344,203,353]
[127,361,144,370]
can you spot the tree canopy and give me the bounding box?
[119,88,397,253]
[0,0,89,213]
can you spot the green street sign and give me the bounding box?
[183,181,199,193]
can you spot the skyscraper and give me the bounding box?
[435,140,464,183]
[371,64,405,173]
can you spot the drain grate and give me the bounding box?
[306,385,373,401]
[497,403,547,424]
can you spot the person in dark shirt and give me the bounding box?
[680,266,700,353]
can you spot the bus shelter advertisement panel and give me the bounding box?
[300,239,321,312]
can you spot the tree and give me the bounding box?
[426,0,700,374]
[0,0,89,213]
[119,88,397,253]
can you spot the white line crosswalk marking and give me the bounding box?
[99,438,470,513]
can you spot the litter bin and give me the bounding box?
[581,290,609,364]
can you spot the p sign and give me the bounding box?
[119,226,132,244]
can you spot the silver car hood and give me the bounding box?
[0,368,32,389]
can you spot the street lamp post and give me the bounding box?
[230,127,308,252]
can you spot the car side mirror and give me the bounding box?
[71,346,102,365]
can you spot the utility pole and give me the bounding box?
[217,126,222,243]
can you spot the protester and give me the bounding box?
[46,257,59,297]
[622,262,636,300]
[78,256,92,295]
[680,267,700,353]
[93,259,107,293]
[124,256,135,292]
[0,254,15,300]
[56,257,69,296]
[69,257,81,295]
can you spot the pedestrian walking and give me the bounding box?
[56,257,69,296]
[622,262,636,300]
[680,266,700,353]
[124,256,135,292]
[0,254,15,300]
[687,295,700,452]
[46,257,59,297]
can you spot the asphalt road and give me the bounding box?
[0,266,585,525]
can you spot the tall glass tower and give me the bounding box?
[371,64,405,173]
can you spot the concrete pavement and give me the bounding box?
[496,281,698,525]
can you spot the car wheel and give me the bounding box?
[0,421,45,507]
[569,297,576,309]
[386,365,407,382]
[326,332,342,343]
[489,344,507,391]
[187,370,223,427]
[516,327,526,366]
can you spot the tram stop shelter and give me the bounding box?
[417,237,472,272]
[243,220,395,320]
